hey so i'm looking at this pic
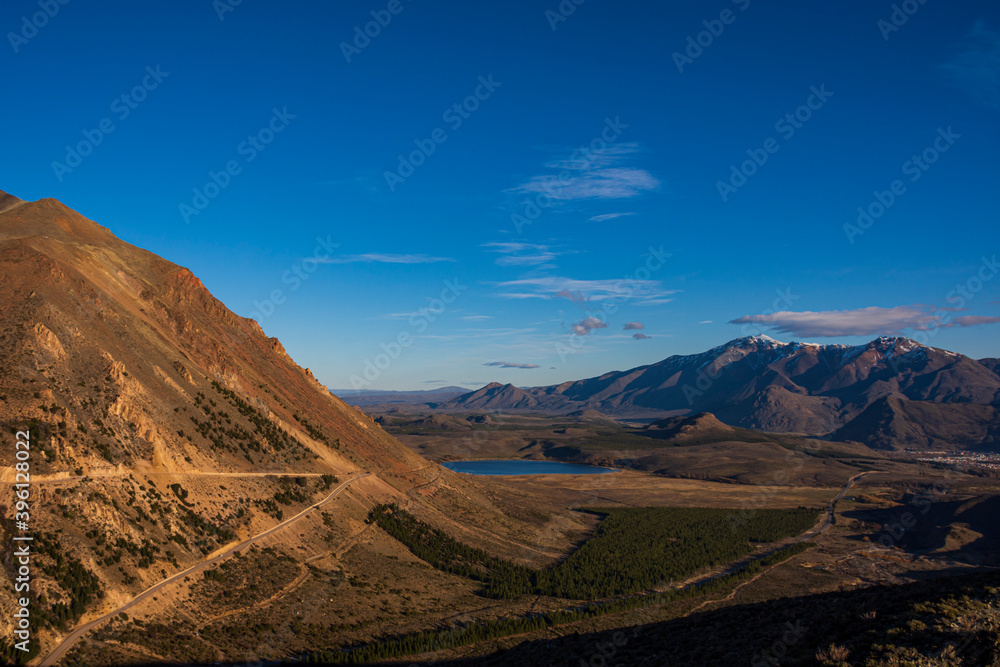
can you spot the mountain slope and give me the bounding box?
[831,396,1000,451]
[445,336,1000,435]
[447,382,540,410]
[0,193,423,477]
[0,191,544,663]
[0,189,25,214]
[645,412,737,441]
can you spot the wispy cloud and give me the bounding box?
[498,276,677,303]
[939,20,1000,109]
[572,315,608,336]
[482,242,568,267]
[512,143,659,201]
[949,315,1000,327]
[623,322,644,330]
[699,320,713,324]
[729,305,1000,338]
[420,327,538,342]
[460,315,493,321]
[320,253,456,264]
[588,212,636,222]
[483,361,541,369]
[633,333,652,340]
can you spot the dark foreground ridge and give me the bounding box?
[29,570,998,666]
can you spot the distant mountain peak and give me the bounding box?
[444,380,537,410]
[734,334,784,345]
[863,336,934,360]
[713,334,787,352]
[870,335,919,347]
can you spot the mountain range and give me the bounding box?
[444,335,1000,450]
[335,385,474,408]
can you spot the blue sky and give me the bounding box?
[3,0,999,390]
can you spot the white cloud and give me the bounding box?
[482,242,567,267]
[483,361,541,369]
[572,315,608,336]
[555,289,587,304]
[588,212,636,222]
[623,322,644,330]
[948,315,1000,328]
[729,305,1000,337]
[511,143,659,201]
[498,276,677,303]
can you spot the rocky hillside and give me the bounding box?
[0,190,540,663]
[0,191,424,478]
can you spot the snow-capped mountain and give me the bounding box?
[445,336,1000,436]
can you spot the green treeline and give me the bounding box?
[300,534,814,665]
[367,504,819,600]
[366,503,520,588]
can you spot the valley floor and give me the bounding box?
[41,459,1000,666]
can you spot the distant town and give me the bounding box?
[909,451,1000,474]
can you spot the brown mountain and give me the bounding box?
[445,382,539,410]
[445,336,1000,438]
[646,412,737,441]
[980,358,1000,380]
[831,396,1000,451]
[563,408,617,423]
[0,191,538,663]
[0,192,423,477]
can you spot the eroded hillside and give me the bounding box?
[0,192,558,663]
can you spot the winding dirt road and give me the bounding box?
[678,471,872,589]
[38,471,871,664]
[818,471,870,532]
[39,472,369,666]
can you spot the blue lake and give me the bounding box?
[442,460,616,476]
